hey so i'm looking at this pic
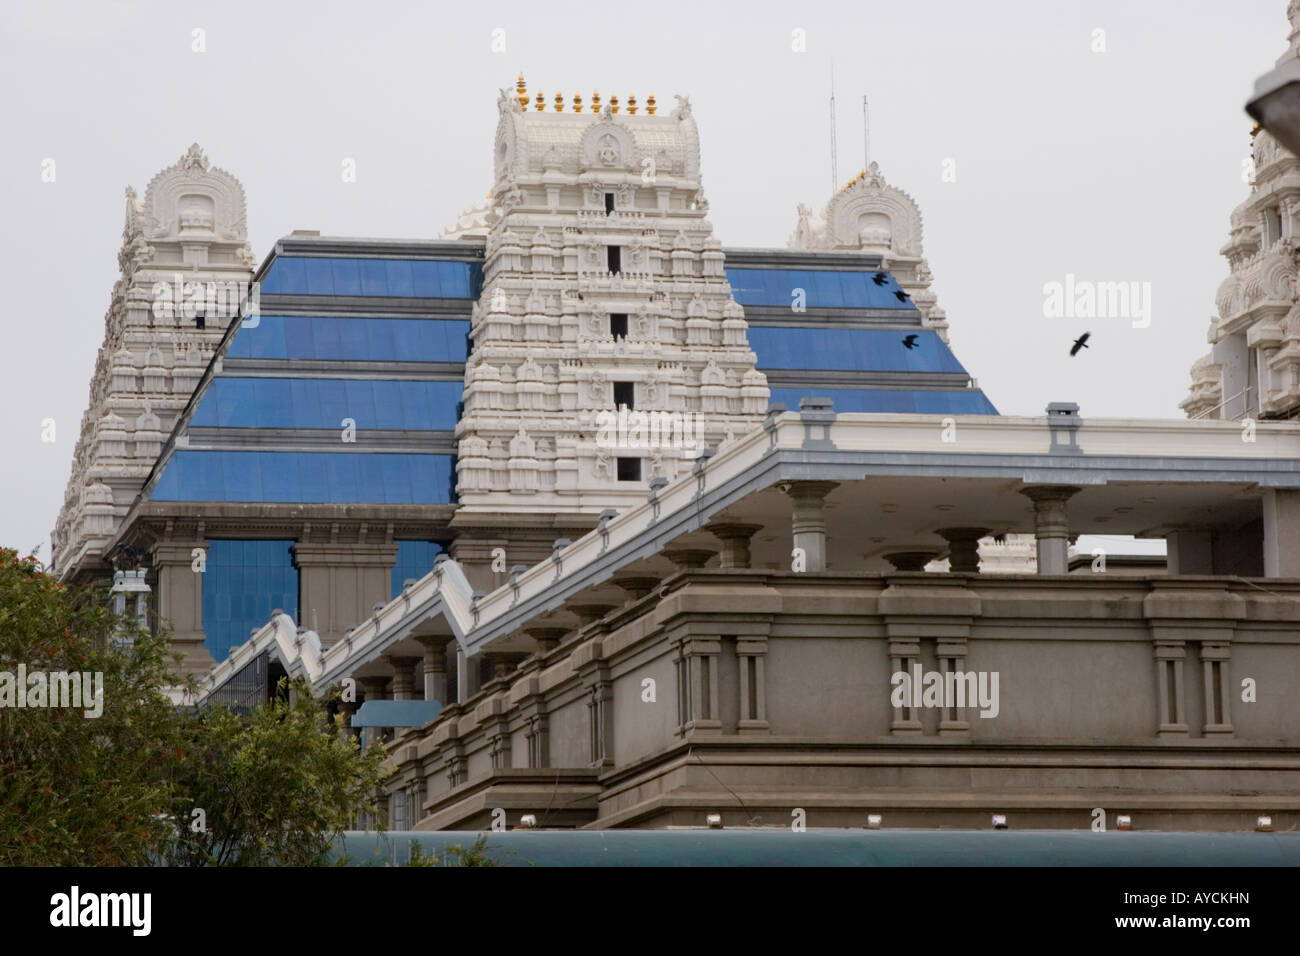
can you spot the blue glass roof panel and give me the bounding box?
[749,327,969,374]
[151,451,456,503]
[769,386,998,415]
[190,378,464,430]
[260,256,481,298]
[225,316,470,362]
[725,267,914,309]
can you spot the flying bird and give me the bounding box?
[902,334,919,350]
[873,272,888,286]
[1070,332,1091,356]
[894,290,911,303]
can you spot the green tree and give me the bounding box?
[0,546,386,867]
[162,679,386,866]
[0,547,184,866]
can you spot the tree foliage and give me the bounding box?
[0,547,386,866]
[162,681,386,866]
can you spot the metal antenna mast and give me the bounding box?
[863,95,871,172]
[829,63,838,193]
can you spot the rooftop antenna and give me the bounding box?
[829,61,839,193]
[862,94,871,172]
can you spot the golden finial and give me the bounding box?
[554,91,564,112]
[610,94,620,114]
[627,94,638,115]
[591,89,601,112]
[516,73,528,111]
[573,91,583,113]
[647,93,656,115]
[1251,121,1262,137]
[535,90,546,111]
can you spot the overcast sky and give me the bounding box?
[0,0,1287,560]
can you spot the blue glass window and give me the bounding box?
[390,540,446,597]
[201,539,298,665]
[190,379,463,430]
[768,387,998,415]
[725,268,914,310]
[150,451,457,503]
[749,328,968,374]
[260,257,482,298]
[225,316,470,362]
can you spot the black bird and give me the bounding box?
[894,290,911,302]
[901,334,919,350]
[872,272,888,286]
[1070,332,1091,356]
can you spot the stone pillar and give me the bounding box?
[612,575,659,601]
[1021,486,1080,575]
[291,542,397,649]
[386,656,421,700]
[884,551,939,572]
[526,626,570,652]
[1200,642,1234,736]
[151,539,213,675]
[417,636,450,704]
[1262,488,1300,578]
[736,635,769,734]
[936,528,989,573]
[888,638,923,735]
[784,481,839,572]
[1153,640,1188,738]
[663,548,716,571]
[456,646,481,704]
[707,523,763,569]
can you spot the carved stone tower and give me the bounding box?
[53,144,255,580]
[451,81,769,543]
[1182,4,1300,422]
[788,162,951,343]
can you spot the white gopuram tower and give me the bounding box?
[788,162,951,343]
[452,79,769,529]
[52,145,255,580]
[1183,4,1300,422]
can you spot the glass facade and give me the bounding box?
[725,268,916,310]
[151,451,457,504]
[748,327,968,373]
[191,378,463,430]
[260,257,482,298]
[225,316,470,363]
[201,540,298,665]
[390,540,445,597]
[768,386,998,415]
[226,316,470,364]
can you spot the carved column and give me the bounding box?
[417,636,450,704]
[1021,486,1080,574]
[936,528,989,574]
[1200,641,1234,737]
[888,638,923,735]
[784,481,839,571]
[884,551,939,572]
[936,638,970,736]
[1153,640,1188,737]
[707,522,763,569]
[736,635,769,734]
[386,656,421,700]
